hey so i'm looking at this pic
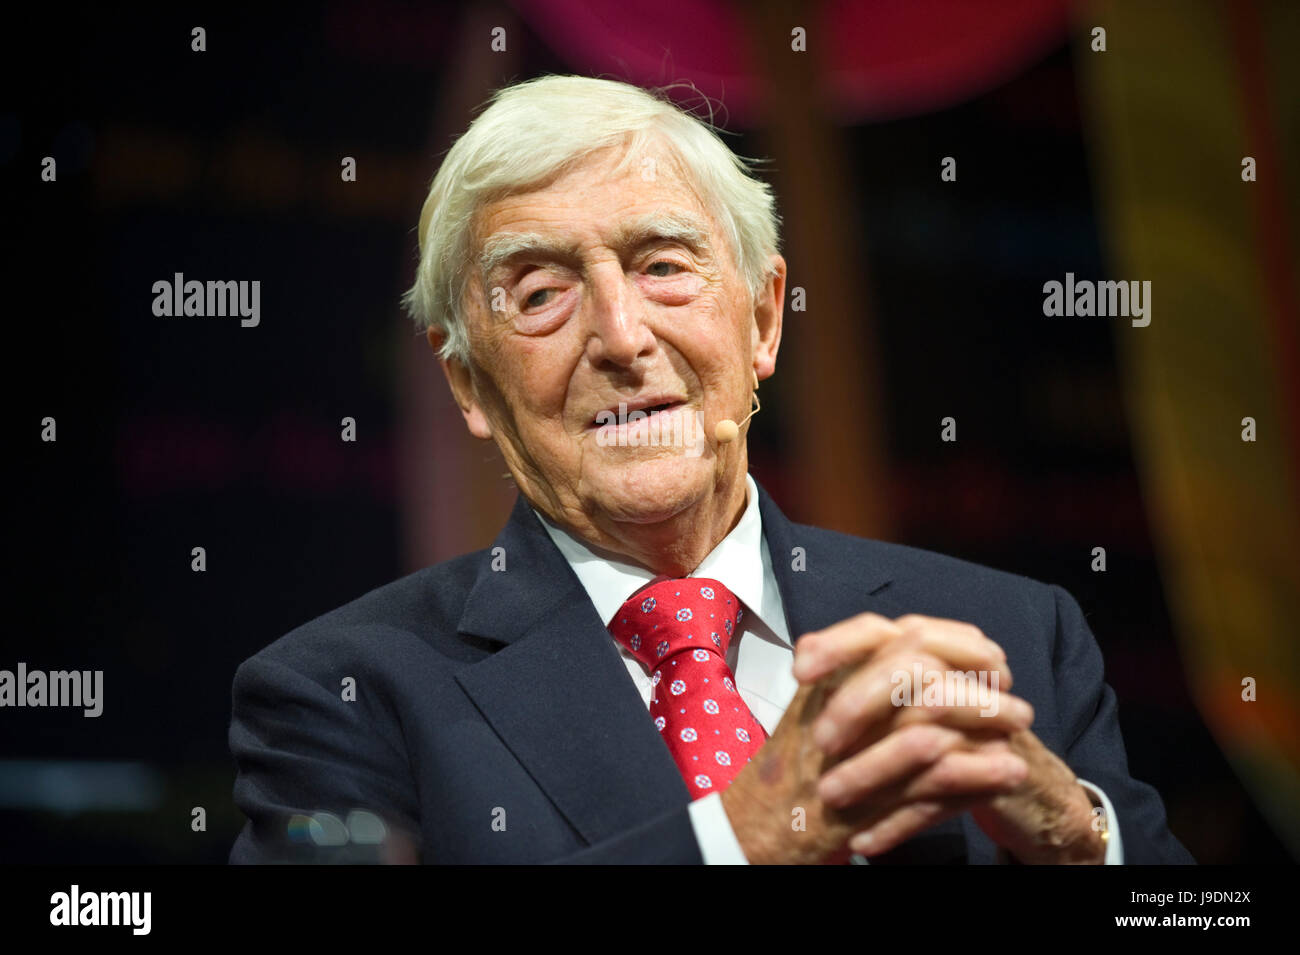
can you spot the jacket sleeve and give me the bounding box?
[1048,584,1196,864]
[228,648,422,864]
[549,808,704,864]
[229,641,704,864]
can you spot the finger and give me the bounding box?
[894,615,1010,674]
[844,751,1029,857]
[846,796,987,857]
[812,651,1033,755]
[818,723,968,809]
[791,613,905,684]
[892,686,1034,734]
[897,749,1028,803]
[795,615,1011,691]
[838,749,1028,856]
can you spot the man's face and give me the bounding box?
[440,145,783,536]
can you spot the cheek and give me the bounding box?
[660,294,748,376]
[496,341,574,422]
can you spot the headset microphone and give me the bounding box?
[715,371,761,444]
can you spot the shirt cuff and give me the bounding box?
[1076,777,1124,865]
[687,791,750,864]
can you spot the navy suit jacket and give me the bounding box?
[228,479,1194,864]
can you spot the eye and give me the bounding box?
[646,260,685,277]
[524,287,558,308]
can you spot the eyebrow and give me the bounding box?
[476,211,714,280]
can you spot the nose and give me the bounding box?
[583,260,656,370]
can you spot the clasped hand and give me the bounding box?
[718,613,1105,864]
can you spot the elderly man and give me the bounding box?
[228,75,1192,864]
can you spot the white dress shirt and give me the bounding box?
[533,473,1122,864]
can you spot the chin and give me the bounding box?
[587,452,712,525]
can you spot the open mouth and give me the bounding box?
[640,402,678,417]
[589,400,685,429]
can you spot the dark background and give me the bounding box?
[3,1,1293,863]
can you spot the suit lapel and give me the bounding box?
[754,478,893,643]
[454,494,688,847]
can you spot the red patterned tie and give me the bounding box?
[608,577,768,798]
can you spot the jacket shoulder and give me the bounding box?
[785,521,1067,639]
[796,521,1056,597]
[234,548,489,678]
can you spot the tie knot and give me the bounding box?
[608,576,743,669]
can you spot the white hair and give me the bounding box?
[401,74,782,365]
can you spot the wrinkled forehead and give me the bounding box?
[467,141,716,263]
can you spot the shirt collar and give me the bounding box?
[531,473,779,639]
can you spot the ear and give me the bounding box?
[427,327,493,440]
[751,253,785,383]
